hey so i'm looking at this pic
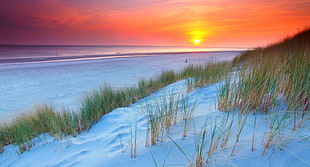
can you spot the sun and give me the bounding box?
[193,39,201,45]
[188,29,207,46]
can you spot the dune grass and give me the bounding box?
[219,28,309,115]
[194,127,207,167]
[143,90,199,146]
[216,28,310,158]
[0,59,231,152]
[0,105,81,153]
[181,62,231,89]
[181,93,198,138]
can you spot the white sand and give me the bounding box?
[1,79,309,167]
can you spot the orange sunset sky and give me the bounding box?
[0,0,309,47]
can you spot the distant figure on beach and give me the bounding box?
[185,59,188,63]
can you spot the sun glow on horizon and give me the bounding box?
[188,29,207,46]
[193,39,201,45]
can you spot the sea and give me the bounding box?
[0,45,246,64]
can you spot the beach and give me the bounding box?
[0,49,241,123]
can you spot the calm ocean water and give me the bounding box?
[0,45,246,64]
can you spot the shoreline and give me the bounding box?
[0,50,244,65]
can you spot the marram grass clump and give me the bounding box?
[213,28,309,163]
[219,28,310,114]
[0,105,81,153]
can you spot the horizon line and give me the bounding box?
[0,44,249,49]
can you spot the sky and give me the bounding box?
[0,0,309,47]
